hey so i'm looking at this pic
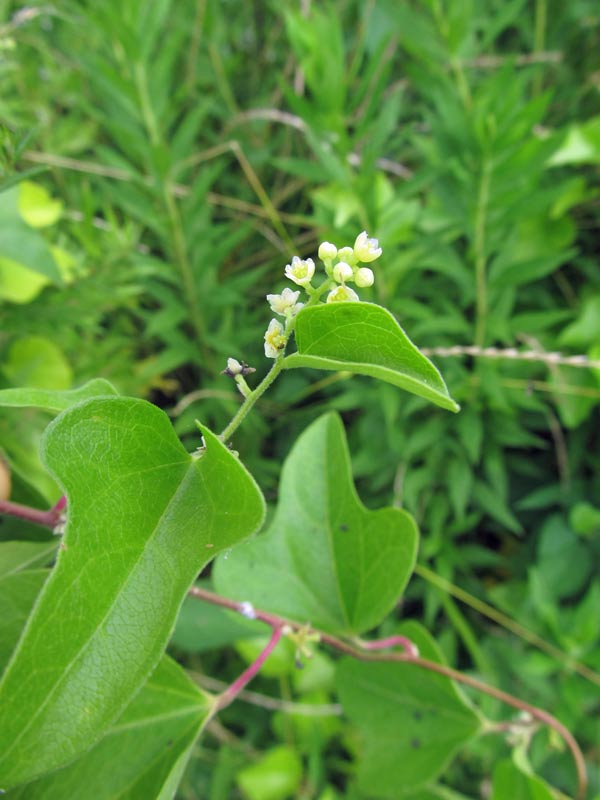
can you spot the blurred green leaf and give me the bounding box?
[491,758,554,799]
[0,187,62,284]
[18,181,62,228]
[2,337,72,391]
[236,746,303,800]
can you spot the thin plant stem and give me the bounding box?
[0,496,66,529]
[192,672,342,715]
[213,624,284,712]
[220,357,286,442]
[474,159,491,347]
[415,564,600,688]
[533,0,547,96]
[162,182,209,362]
[189,587,587,800]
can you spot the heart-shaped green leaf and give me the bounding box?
[283,303,459,412]
[0,397,265,789]
[0,379,118,412]
[214,412,418,636]
[7,656,214,800]
[336,622,482,796]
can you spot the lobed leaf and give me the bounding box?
[0,397,265,788]
[214,412,418,636]
[336,622,482,796]
[284,303,459,412]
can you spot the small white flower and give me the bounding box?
[333,261,354,283]
[284,255,315,286]
[353,231,382,263]
[318,241,338,261]
[264,318,286,358]
[266,287,303,317]
[355,267,375,288]
[326,285,360,303]
[337,246,356,264]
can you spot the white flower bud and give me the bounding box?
[355,267,375,288]
[264,318,286,358]
[337,246,356,264]
[318,241,338,261]
[353,231,382,263]
[326,285,360,303]
[226,358,243,375]
[267,287,303,316]
[284,255,315,286]
[332,261,354,283]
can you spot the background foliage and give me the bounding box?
[0,0,599,797]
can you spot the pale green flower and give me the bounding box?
[285,255,315,286]
[355,267,375,287]
[333,261,354,284]
[318,241,338,261]
[353,231,382,263]
[326,285,359,303]
[264,318,286,358]
[267,287,303,316]
[337,246,356,264]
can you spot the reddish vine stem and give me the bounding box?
[189,586,587,800]
[0,496,66,529]
[213,624,285,713]
[0,496,585,798]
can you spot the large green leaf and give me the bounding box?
[214,412,418,636]
[336,622,482,796]
[0,397,265,789]
[7,656,214,800]
[0,378,118,412]
[284,304,459,412]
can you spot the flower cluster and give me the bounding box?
[318,230,381,302]
[262,230,382,358]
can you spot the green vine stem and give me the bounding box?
[220,356,286,442]
[189,586,587,800]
